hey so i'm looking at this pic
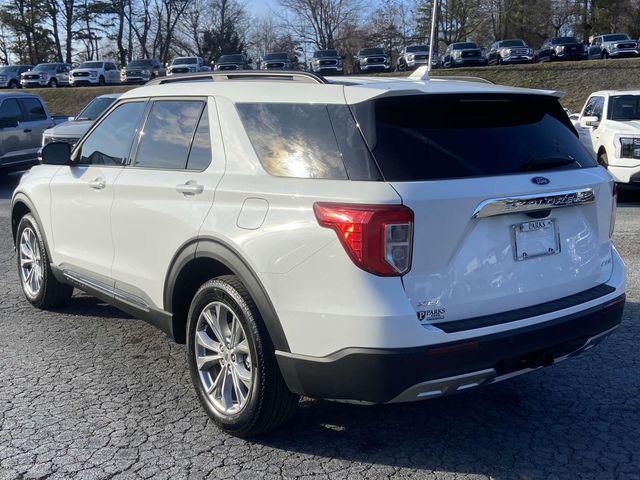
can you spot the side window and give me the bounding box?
[135,99,205,169]
[186,106,212,170]
[79,101,146,166]
[0,98,23,123]
[583,97,597,116]
[592,97,605,119]
[20,98,47,121]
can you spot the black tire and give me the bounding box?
[98,75,105,86]
[186,275,298,437]
[598,151,609,168]
[48,78,58,88]
[8,79,19,89]
[15,214,73,309]
[602,50,609,59]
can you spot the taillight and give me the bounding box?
[313,202,414,276]
[610,182,618,238]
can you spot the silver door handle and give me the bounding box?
[176,182,204,195]
[88,178,106,190]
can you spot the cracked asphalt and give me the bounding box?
[0,172,638,480]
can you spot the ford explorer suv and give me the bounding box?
[42,94,120,147]
[11,69,626,437]
[396,45,438,71]
[21,63,71,88]
[588,34,639,59]
[442,42,487,68]
[70,61,120,86]
[537,37,588,62]
[486,39,535,65]
[121,58,166,84]
[571,90,640,184]
[1,92,54,173]
[0,65,33,89]
[353,48,391,73]
[309,49,343,75]
[167,57,210,75]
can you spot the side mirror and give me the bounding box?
[0,117,19,129]
[581,115,600,127]
[39,142,72,165]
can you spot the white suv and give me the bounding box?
[571,90,640,184]
[69,61,121,86]
[11,70,626,437]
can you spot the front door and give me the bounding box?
[0,97,29,166]
[19,97,54,154]
[49,100,147,280]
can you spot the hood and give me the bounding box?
[608,120,640,133]
[44,120,93,137]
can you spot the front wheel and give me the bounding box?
[598,151,609,168]
[16,214,73,308]
[98,75,105,86]
[48,78,58,88]
[9,79,19,88]
[186,275,298,437]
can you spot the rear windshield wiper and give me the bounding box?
[520,156,578,172]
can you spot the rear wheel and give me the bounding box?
[16,214,73,309]
[186,275,298,437]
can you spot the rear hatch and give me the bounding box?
[351,93,615,328]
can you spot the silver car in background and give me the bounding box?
[0,65,33,89]
[20,63,71,88]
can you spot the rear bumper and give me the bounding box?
[277,294,625,404]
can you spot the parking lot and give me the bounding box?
[0,171,638,480]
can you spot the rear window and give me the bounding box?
[608,95,640,121]
[236,103,380,180]
[350,94,597,182]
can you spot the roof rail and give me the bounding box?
[432,75,495,85]
[146,70,328,86]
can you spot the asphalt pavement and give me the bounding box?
[0,172,638,480]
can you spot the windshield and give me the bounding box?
[351,94,595,181]
[452,43,478,50]
[76,96,118,121]
[609,95,640,121]
[0,66,18,73]
[218,55,243,63]
[603,34,629,42]
[264,53,288,60]
[406,45,428,53]
[499,40,526,47]
[360,48,384,55]
[552,37,580,45]
[78,62,103,69]
[33,64,57,72]
[172,58,197,65]
[314,50,338,58]
[128,60,154,68]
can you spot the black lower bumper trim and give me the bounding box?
[277,294,625,404]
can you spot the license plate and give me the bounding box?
[511,219,560,261]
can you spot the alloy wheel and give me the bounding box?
[19,227,43,298]
[195,301,253,416]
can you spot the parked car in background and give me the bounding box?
[121,58,166,84]
[571,90,640,184]
[0,65,33,89]
[213,54,252,71]
[42,93,120,147]
[442,42,487,68]
[309,49,344,75]
[588,34,639,59]
[486,39,535,65]
[396,45,438,71]
[167,57,211,75]
[353,47,391,73]
[20,63,71,88]
[260,52,292,70]
[0,92,54,172]
[537,37,587,62]
[16,70,624,437]
[70,61,120,86]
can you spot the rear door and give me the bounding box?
[351,93,614,328]
[109,97,224,308]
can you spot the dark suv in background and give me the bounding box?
[537,37,588,62]
[442,42,487,68]
[214,54,252,71]
[121,59,165,84]
[309,49,344,75]
[486,39,535,64]
[353,48,391,73]
[260,52,293,70]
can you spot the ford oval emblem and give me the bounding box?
[531,176,550,185]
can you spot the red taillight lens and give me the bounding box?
[313,202,414,276]
[610,182,618,238]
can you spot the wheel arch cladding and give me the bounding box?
[164,238,290,352]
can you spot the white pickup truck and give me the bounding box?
[571,90,640,184]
